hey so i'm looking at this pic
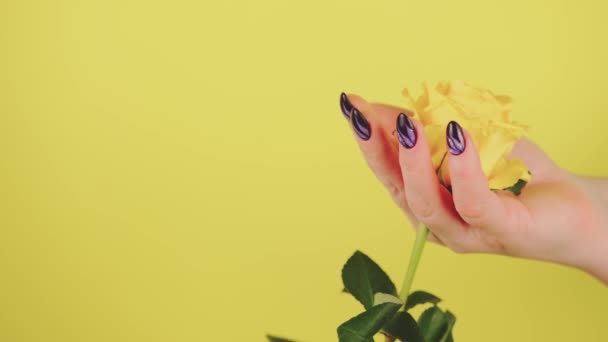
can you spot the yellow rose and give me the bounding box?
[402,80,531,191]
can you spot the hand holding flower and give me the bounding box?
[342,81,608,284]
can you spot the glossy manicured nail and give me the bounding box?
[351,108,371,141]
[446,121,466,155]
[340,92,354,118]
[396,113,417,149]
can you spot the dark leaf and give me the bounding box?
[438,311,456,342]
[337,331,373,342]
[341,251,397,309]
[382,311,424,342]
[500,175,530,196]
[337,302,401,342]
[418,307,448,342]
[266,334,298,342]
[404,291,442,311]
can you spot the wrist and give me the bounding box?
[570,174,608,285]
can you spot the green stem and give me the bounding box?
[398,223,429,303]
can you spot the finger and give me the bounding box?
[341,93,412,142]
[368,102,415,150]
[342,93,409,208]
[397,114,478,252]
[446,121,510,232]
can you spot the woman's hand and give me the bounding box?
[341,93,608,284]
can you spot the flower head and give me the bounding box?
[403,80,531,190]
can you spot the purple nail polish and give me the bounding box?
[351,108,371,141]
[396,113,417,149]
[340,93,354,118]
[446,121,465,155]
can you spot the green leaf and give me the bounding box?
[337,302,401,342]
[404,291,442,311]
[382,311,424,342]
[500,173,530,196]
[341,251,397,309]
[418,307,448,342]
[266,334,298,342]
[338,332,373,342]
[438,311,456,342]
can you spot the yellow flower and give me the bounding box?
[402,80,531,191]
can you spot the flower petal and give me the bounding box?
[437,81,513,122]
[488,158,531,190]
[424,124,448,170]
[473,127,518,176]
[402,87,422,121]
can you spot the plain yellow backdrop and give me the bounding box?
[1,0,607,341]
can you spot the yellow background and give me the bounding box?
[1,0,607,341]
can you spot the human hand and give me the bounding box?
[340,93,608,284]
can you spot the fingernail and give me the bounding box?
[340,92,354,118]
[351,108,371,141]
[396,113,417,149]
[446,121,466,155]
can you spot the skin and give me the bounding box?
[345,94,608,285]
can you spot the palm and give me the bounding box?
[501,139,593,264]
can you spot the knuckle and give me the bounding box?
[455,200,485,221]
[442,237,469,254]
[409,198,435,221]
[471,228,508,255]
[386,183,402,200]
[452,167,476,183]
[482,235,508,255]
[380,182,411,215]
[400,159,423,176]
[449,244,468,254]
